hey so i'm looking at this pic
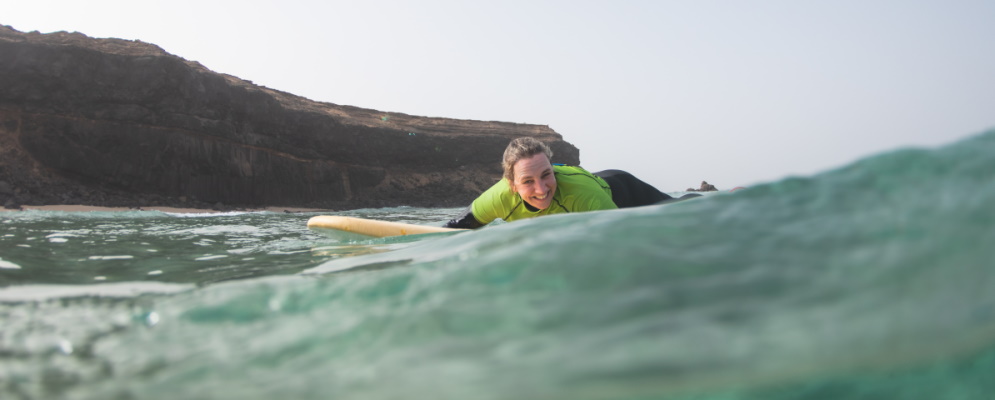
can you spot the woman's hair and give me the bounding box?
[502,137,553,182]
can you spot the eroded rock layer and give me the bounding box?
[0,26,579,209]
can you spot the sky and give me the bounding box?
[4,0,994,191]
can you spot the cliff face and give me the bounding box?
[0,26,579,209]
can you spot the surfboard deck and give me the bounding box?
[307,215,465,238]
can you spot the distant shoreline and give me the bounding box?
[0,205,332,214]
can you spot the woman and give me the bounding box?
[445,137,698,229]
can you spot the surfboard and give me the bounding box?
[306,215,465,238]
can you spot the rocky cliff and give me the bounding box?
[0,26,580,210]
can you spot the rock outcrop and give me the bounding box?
[686,181,718,192]
[0,26,580,209]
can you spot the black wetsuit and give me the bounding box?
[594,169,700,207]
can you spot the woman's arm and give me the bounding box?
[444,207,484,229]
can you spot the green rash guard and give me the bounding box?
[470,165,618,225]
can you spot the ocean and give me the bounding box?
[2,129,994,400]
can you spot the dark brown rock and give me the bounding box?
[686,181,718,192]
[0,26,580,209]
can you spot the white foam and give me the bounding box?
[0,281,194,302]
[163,211,261,218]
[0,257,22,269]
[88,255,135,260]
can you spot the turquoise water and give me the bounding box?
[2,130,994,400]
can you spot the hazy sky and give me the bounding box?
[5,0,994,191]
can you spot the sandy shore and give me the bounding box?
[0,205,332,213]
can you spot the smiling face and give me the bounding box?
[509,153,557,210]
